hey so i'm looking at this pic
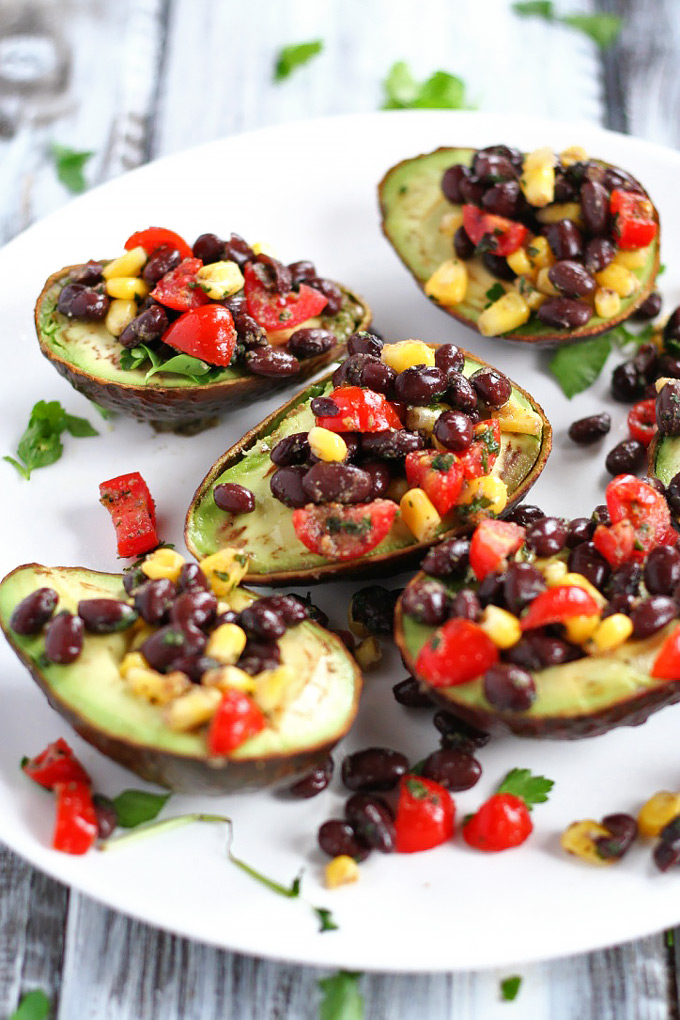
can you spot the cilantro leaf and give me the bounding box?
[608,322,655,350]
[549,334,612,398]
[315,907,339,933]
[145,353,213,382]
[318,971,364,1020]
[5,400,98,479]
[496,768,554,809]
[512,2,622,48]
[274,39,323,81]
[64,412,100,437]
[50,143,94,194]
[111,789,171,829]
[382,61,469,110]
[512,1,555,17]
[90,402,115,420]
[10,989,51,1020]
[500,975,522,1002]
[485,283,506,304]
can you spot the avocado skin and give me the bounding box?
[379,147,660,348]
[184,346,552,586]
[0,563,362,793]
[394,570,680,739]
[35,265,371,431]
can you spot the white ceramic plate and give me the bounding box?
[2,111,680,974]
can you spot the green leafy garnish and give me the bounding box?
[658,264,667,276]
[496,768,554,810]
[229,850,303,898]
[315,907,339,933]
[500,975,522,1002]
[111,789,171,829]
[120,343,224,384]
[4,400,98,479]
[549,335,612,398]
[512,3,622,48]
[9,989,51,1020]
[382,61,469,110]
[485,283,506,304]
[90,401,115,420]
[318,971,364,1020]
[50,143,94,194]
[274,40,323,81]
[145,353,214,383]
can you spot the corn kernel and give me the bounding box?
[141,548,186,583]
[102,246,147,280]
[201,664,256,693]
[479,605,521,649]
[638,791,680,839]
[354,635,382,671]
[588,613,634,653]
[536,202,583,226]
[195,260,244,300]
[308,426,347,462]
[459,475,508,516]
[542,559,568,586]
[559,145,588,166]
[563,614,601,644]
[254,665,295,713]
[325,854,360,889]
[554,572,607,608]
[614,246,650,270]
[560,820,613,865]
[164,686,222,732]
[535,266,560,297]
[595,263,638,298]
[525,236,554,270]
[594,287,622,320]
[493,398,544,436]
[105,276,150,301]
[400,488,441,542]
[251,241,276,257]
[206,623,248,665]
[404,405,442,435]
[439,209,465,236]
[424,258,468,305]
[126,666,191,704]
[119,651,146,678]
[514,278,546,311]
[105,298,137,337]
[199,548,249,596]
[477,292,531,337]
[520,147,556,207]
[506,248,534,277]
[381,340,435,373]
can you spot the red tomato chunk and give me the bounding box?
[415,618,499,688]
[99,471,159,558]
[394,775,455,852]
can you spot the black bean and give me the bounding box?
[580,179,609,235]
[394,365,448,406]
[645,546,680,595]
[173,653,221,682]
[526,517,568,557]
[10,588,58,635]
[346,331,383,357]
[568,542,610,590]
[317,819,370,861]
[605,438,646,475]
[545,220,583,261]
[70,261,104,285]
[255,254,293,294]
[270,465,308,508]
[470,367,511,407]
[233,311,267,350]
[506,634,581,670]
[657,381,680,437]
[119,305,169,349]
[307,277,342,314]
[482,180,522,218]
[288,328,336,359]
[536,297,592,330]
[653,840,680,872]
[345,794,396,852]
[332,353,376,388]
[223,233,256,267]
[170,590,217,631]
[400,579,450,625]
[238,602,286,640]
[483,663,536,712]
[57,283,109,321]
[213,482,255,514]
[603,167,645,194]
[358,359,396,396]
[663,308,680,356]
[434,711,490,751]
[554,173,578,202]
[421,748,481,791]
[567,517,595,546]
[238,638,281,675]
[140,624,206,673]
[134,578,177,625]
[482,252,517,281]
[271,432,311,467]
[446,372,478,415]
[192,232,225,263]
[548,260,596,299]
[454,226,475,260]
[363,460,392,498]
[504,504,545,527]
[421,537,470,578]
[606,562,642,599]
[349,586,399,636]
[473,151,517,183]
[77,599,138,633]
[595,813,638,860]
[245,348,300,377]
[668,473,680,515]
[503,562,545,615]
[477,570,506,607]
[441,164,471,204]
[434,344,465,378]
[178,563,211,593]
[611,361,645,402]
[142,244,182,284]
[122,567,147,596]
[288,756,334,798]
[601,593,635,619]
[44,611,84,665]
[460,174,485,205]
[449,589,482,621]
[392,677,432,708]
[361,430,424,460]
[633,343,659,382]
[258,594,308,628]
[631,596,678,639]
[341,747,409,792]
[584,237,616,275]
[592,504,611,527]
[568,413,611,444]
[301,462,372,505]
[288,260,317,285]
[433,410,473,451]
[633,291,662,322]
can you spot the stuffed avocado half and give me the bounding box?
[185,338,552,585]
[34,227,370,430]
[0,558,361,793]
[379,145,660,347]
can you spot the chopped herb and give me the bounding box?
[457,494,492,520]
[90,402,115,421]
[111,789,171,829]
[431,453,455,472]
[485,283,506,304]
[381,60,470,110]
[50,143,94,193]
[496,767,554,810]
[326,515,372,536]
[512,2,622,49]
[10,989,51,1020]
[4,400,98,480]
[512,0,552,14]
[500,975,522,1002]
[474,235,498,256]
[273,39,323,82]
[229,851,303,899]
[315,907,339,933]
[658,264,667,276]
[549,334,612,398]
[318,971,364,1020]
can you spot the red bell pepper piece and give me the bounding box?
[415,618,499,688]
[592,520,636,569]
[208,689,267,755]
[606,474,675,560]
[292,500,398,561]
[53,780,98,854]
[610,190,658,250]
[124,226,193,261]
[462,206,528,256]
[314,386,403,433]
[520,585,600,631]
[405,450,464,516]
[462,792,533,851]
[469,519,525,581]
[99,471,159,558]
[651,626,680,679]
[22,738,91,790]
[151,258,211,311]
[457,419,502,481]
[628,397,657,446]
[163,304,237,367]
[394,775,455,853]
[243,262,327,331]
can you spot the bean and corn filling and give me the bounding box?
[212,335,544,559]
[8,548,319,751]
[427,143,658,336]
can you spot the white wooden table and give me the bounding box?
[1,0,680,1016]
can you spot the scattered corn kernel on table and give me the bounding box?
[1,0,680,1017]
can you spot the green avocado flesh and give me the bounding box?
[0,565,360,783]
[38,277,366,389]
[398,576,678,738]
[185,357,547,578]
[379,147,659,342]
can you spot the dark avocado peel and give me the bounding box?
[379,147,660,348]
[35,265,371,432]
[184,347,552,586]
[395,571,680,740]
[0,564,362,793]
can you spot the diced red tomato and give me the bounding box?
[651,625,680,679]
[415,618,499,688]
[627,397,657,446]
[292,500,398,561]
[606,474,676,560]
[592,520,636,569]
[520,585,600,631]
[151,258,211,311]
[53,781,98,855]
[610,189,658,250]
[315,387,403,433]
[99,471,159,558]
[469,519,525,581]
[405,450,464,515]
[162,304,237,367]
[22,738,91,790]
[457,419,501,481]
[124,227,193,261]
[208,689,267,755]
[243,262,327,330]
[394,775,455,853]
[462,792,533,851]
[462,205,528,257]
